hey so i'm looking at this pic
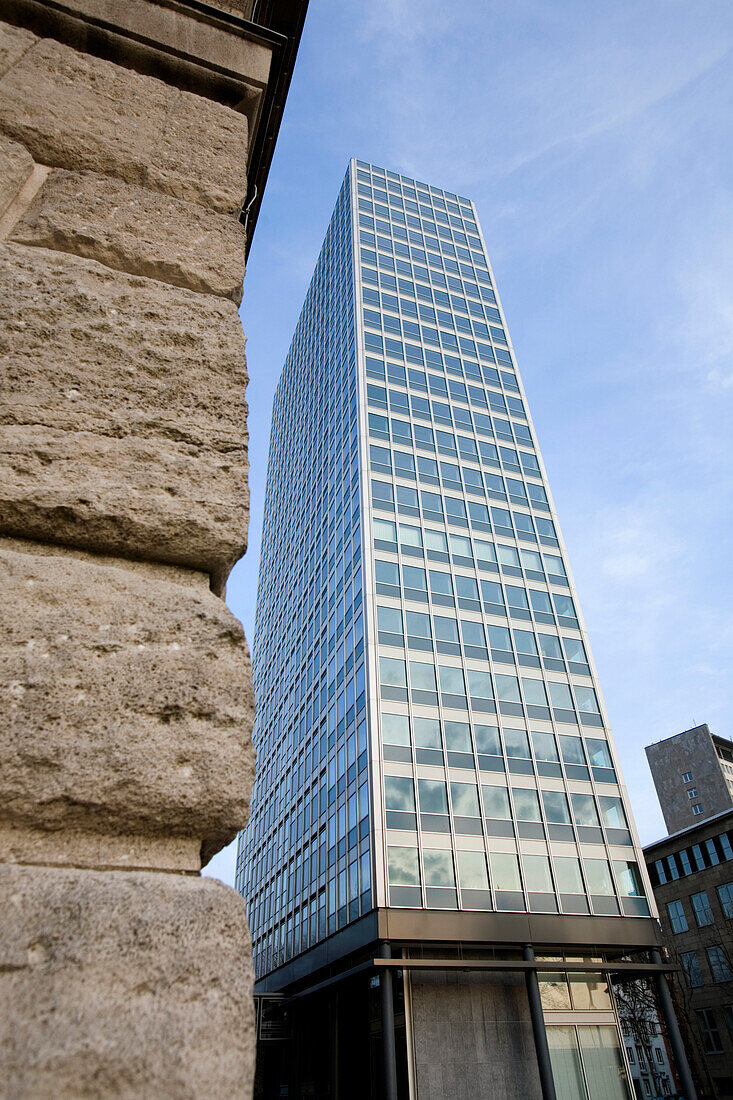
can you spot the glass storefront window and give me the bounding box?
[567,969,612,1011]
[547,1026,587,1100]
[547,1025,632,1100]
[539,973,572,1011]
[578,1025,632,1099]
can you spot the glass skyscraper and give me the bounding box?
[236,161,690,1100]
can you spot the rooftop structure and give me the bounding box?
[646,724,733,835]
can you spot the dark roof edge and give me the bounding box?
[643,805,733,853]
[241,0,309,256]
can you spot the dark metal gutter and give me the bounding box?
[240,0,309,256]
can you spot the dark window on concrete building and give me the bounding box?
[721,1005,733,1039]
[697,1008,724,1053]
[719,882,733,919]
[667,899,688,933]
[691,890,715,927]
[681,950,704,987]
[708,946,733,983]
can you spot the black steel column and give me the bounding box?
[523,945,557,1100]
[331,988,339,1099]
[380,942,399,1100]
[651,949,698,1100]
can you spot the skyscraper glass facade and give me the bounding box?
[236,174,373,980]
[237,159,653,988]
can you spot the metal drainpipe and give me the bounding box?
[523,945,558,1100]
[651,949,698,1100]
[380,942,399,1100]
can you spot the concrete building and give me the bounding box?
[645,807,733,1099]
[647,725,733,835]
[237,160,695,1099]
[0,2,307,1095]
[616,992,676,1099]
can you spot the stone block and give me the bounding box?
[0,821,202,873]
[0,34,248,213]
[149,84,249,214]
[0,863,255,1099]
[214,0,256,15]
[11,168,246,301]
[0,20,36,79]
[0,242,248,588]
[45,0,271,88]
[0,132,34,219]
[0,540,255,856]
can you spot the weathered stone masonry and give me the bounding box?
[0,5,271,1094]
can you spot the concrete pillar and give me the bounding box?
[523,946,558,1100]
[651,950,698,1100]
[0,6,268,1095]
[380,943,399,1100]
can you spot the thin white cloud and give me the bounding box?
[677,238,733,390]
[348,0,733,192]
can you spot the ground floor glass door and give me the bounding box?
[547,1023,632,1100]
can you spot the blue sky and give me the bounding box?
[204,0,733,888]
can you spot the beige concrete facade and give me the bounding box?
[408,971,544,1100]
[0,2,284,1093]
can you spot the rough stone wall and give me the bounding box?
[0,15,256,1098]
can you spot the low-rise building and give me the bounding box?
[645,808,733,1099]
[616,992,675,1099]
